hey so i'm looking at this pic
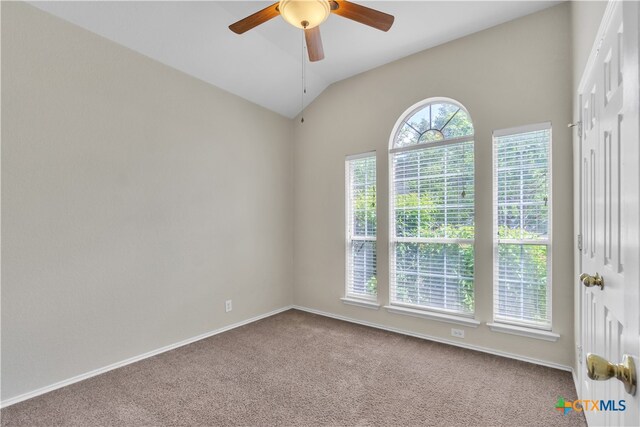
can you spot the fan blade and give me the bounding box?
[229,2,280,34]
[331,1,394,32]
[305,26,325,62]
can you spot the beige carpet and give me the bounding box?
[1,309,585,426]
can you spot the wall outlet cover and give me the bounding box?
[451,328,464,338]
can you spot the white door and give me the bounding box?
[578,1,640,426]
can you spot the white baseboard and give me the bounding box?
[292,305,572,372]
[1,305,293,409]
[3,304,573,409]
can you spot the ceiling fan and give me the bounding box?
[229,0,394,62]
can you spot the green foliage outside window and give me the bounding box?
[351,103,549,320]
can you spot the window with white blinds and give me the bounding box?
[346,153,377,300]
[493,123,551,329]
[390,100,475,316]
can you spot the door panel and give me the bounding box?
[578,2,639,426]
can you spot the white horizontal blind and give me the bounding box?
[346,154,377,300]
[493,124,551,329]
[390,141,475,314]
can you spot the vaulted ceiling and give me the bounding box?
[31,1,561,118]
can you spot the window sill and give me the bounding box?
[486,322,560,342]
[341,297,381,310]
[384,305,480,327]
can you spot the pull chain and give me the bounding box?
[301,28,306,123]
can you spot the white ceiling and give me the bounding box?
[31,1,561,118]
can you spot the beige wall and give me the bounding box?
[1,2,293,400]
[293,3,574,367]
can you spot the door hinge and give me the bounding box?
[577,345,583,363]
[577,234,583,251]
[568,121,582,138]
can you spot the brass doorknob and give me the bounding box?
[580,272,604,289]
[586,353,637,396]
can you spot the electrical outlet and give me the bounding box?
[225,300,232,313]
[451,328,464,339]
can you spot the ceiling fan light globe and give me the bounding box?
[279,0,331,29]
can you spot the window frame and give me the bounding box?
[388,98,476,318]
[344,151,378,303]
[492,122,553,331]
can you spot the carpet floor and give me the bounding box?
[1,309,585,426]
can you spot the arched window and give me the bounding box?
[388,98,475,316]
[392,100,474,147]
